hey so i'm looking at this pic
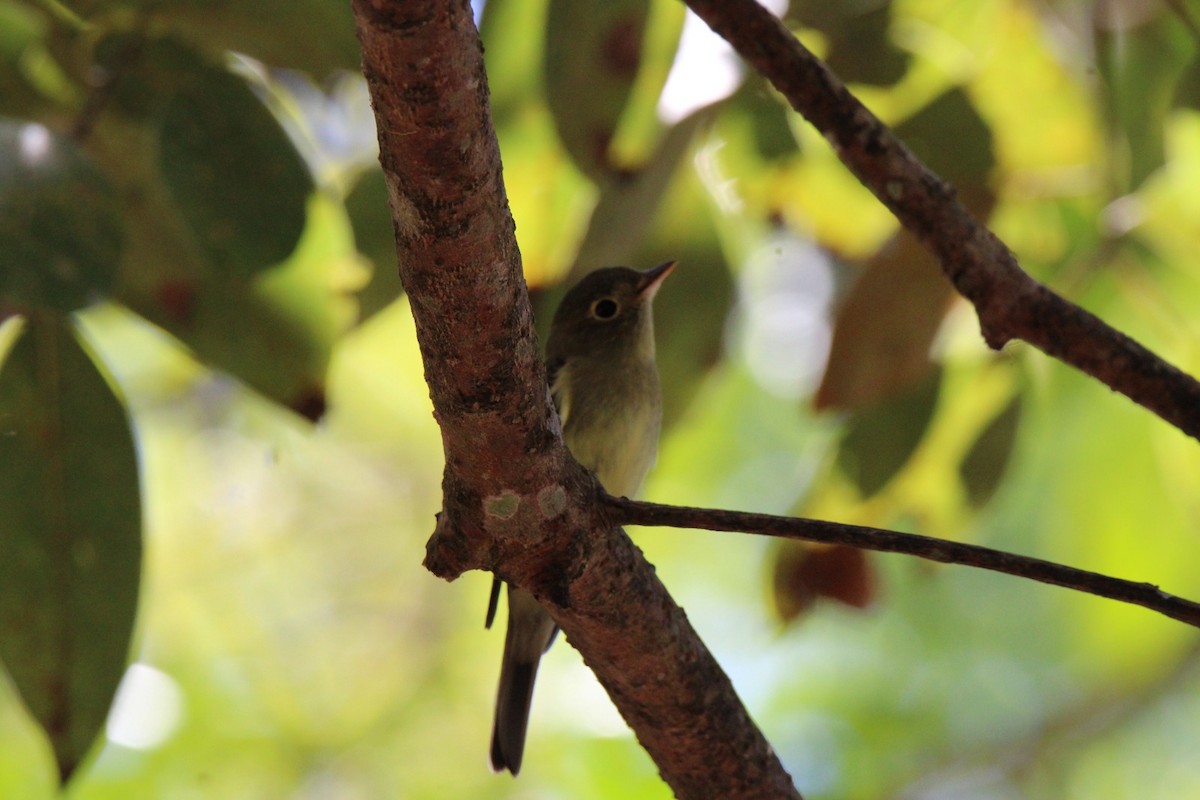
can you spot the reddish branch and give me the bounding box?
[350,2,799,797]
[604,495,1200,628]
[684,0,1200,442]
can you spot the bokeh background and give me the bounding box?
[2,0,1200,797]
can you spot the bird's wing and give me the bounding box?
[547,356,570,427]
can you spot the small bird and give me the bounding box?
[487,261,676,775]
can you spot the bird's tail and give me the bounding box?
[490,651,539,774]
[489,587,557,775]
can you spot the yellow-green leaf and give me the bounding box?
[544,0,650,180]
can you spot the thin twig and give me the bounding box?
[603,494,1200,628]
[683,0,1200,442]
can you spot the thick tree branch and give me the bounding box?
[351,2,799,796]
[604,495,1200,628]
[684,0,1200,442]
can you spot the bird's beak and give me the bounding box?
[636,260,677,300]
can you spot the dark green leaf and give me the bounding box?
[0,313,141,783]
[837,367,941,497]
[823,6,908,87]
[89,35,338,408]
[87,0,360,75]
[93,33,210,121]
[894,88,995,186]
[0,119,122,312]
[960,391,1022,508]
[158,48,313,278]
[544,0,650,180]
[742,86,800,162]
[788,1,908,86]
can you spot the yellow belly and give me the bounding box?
[555,358,661,499]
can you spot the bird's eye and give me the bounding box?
[590,298,619,320]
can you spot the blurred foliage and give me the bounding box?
[0,0,1198,798]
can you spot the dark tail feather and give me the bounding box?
[485,577,502,629]
[490,658,538,775]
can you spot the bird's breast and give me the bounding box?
[554,357,662,499]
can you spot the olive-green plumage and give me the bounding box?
[489,261,675,776]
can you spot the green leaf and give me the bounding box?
[0,119,123,312]
[837,367,941,497]
[1096,8,1196,192]
[893,88,995,187]
[86,35,344,409]
[544,0,650,180]
[93,33,207,121]
[959,390,1022,508]
[1172,52,1200,112]
[739,85,801,162]
[0,2,41,63]
[0,313,141,783]
[788,0,908,86]
[93,35,313,277]
[123,194,360,417]
[157,44,313,278]
[605,0,685,167]
[94,0,360,75]
[705,83,803,221]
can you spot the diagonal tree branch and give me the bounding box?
[350,2,800,797]
[603,494,1200,628]
[684,0,1200,442]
